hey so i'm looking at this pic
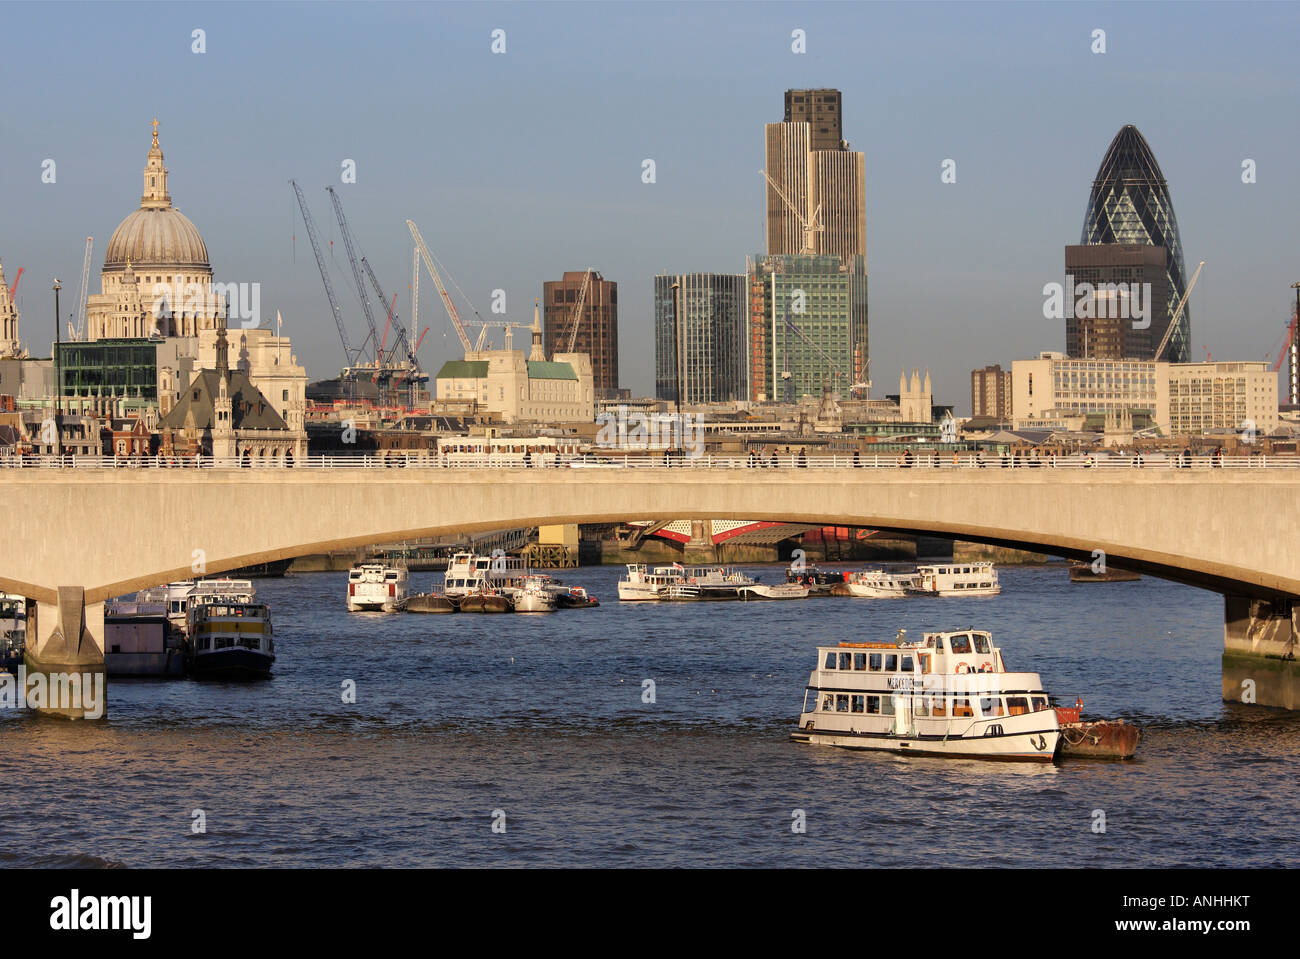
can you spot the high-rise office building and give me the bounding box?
[764,89,866,262]
[746,254,869,402]
[1078,125,1190,362]
[784,88,844,151]
[654,273,748,404]
[542,270,618,396]
[1063,244,1170,360]
[971,364,1013,420]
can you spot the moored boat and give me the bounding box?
[908,562,1000,597]
[185,581,274,678]
[791,628,1060,761]
[843,568,915,598]
[617,563,684,601]
[511,575,557,612]
[0,593,26,674]
[406,592,459,613]
[740,583,810,600]
[443,551,527,598]
[1069,563,1141,583]
[1054,699,1141,759]
[551,584,599,608]
[459,588,514,613]
[347,563,409,612]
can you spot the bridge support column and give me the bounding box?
[23,587,106,719]
[1223,595,1300,709]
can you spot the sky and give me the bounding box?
[1,0,1297,413]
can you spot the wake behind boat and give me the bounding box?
[791,628,1059,761]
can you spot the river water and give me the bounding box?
[3,564,1297,868]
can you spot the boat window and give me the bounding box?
[973,634,991,654]
[885,654,898,672]
[914,696,930,717]
[853,653,867,671]
[1007,697,1029,716]
[1032,697,1049,711]
[824,652,837,670]
[851,695,865,714]
[881,695,896,717]
[865,696,880,714]
[836,695,850,713]
[215,637,234,649]
[803,689,817,713]
[979,697,1003,717]
[931,696,946,717]
[918,654,931,674]
[900,655,914,672]
[869,653,882,671]
[928,636,945,652]
[953,697,973,717]
[950,634,973,654]
[838,652,851,671]
[821,695,834,711]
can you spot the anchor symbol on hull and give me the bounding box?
[1031,734,1047,751]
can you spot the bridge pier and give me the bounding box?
[1223,595,1300,710]
[23,587,106,719]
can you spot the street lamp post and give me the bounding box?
[671,281,682,459]
[52,279,62,457]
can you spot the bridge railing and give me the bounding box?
[0,452,1294,470]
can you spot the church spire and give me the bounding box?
[141,118,171,210]
[215,297,230,382]
[529,298,546,361]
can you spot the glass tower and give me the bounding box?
[1080,125,1190,362]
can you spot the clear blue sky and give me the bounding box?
[1,1,1296,411]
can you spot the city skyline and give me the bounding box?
[1,2,1297,412]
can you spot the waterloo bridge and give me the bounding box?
[2,455,1297,716]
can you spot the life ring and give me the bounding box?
[955,663,970,674]
[979,662,993,673]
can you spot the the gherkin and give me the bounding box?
[1081,125,1190,362]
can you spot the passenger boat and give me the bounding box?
[785,565,845,591]
[185,581,274,678]
[665,565,758,601]
[790,629,1060,762]
[347,563,409,612]
[0,593,25,674]
[617,563,684,601]
[510,575,557,613]
[909,562,1000,596]
[442,551,527,598]
[843,568,915,598]
[740,583,810,600]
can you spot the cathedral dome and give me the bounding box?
[102,121,211,272]
[104,207,210,271]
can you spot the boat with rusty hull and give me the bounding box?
[458,589,514,613]
[1069,564,1141,583]
[1053,700,1141,759]
[406,593,459,613]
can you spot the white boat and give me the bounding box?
[843,568,915,598]
[0,593,26,673]
[791,629,1060,762]
[443,551,527,598]
[740,583,810,600]
[347,563,409,612]
[617,563,684,601]
[909,562,1000,597]
[510,575,557,613]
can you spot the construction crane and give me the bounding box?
[1154,260,1205,361]
[563,269,594,353]
[325,187,381,365]
[407,219,473,353]
[67,238,92,342]
[760,169,822,254]
[8,267,22,300]
[290,180,363,369]
[360,255,415,371]
[464,320,527,351]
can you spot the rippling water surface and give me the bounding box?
[3,564,1298,868]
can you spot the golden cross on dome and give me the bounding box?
[152,118,159,146]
